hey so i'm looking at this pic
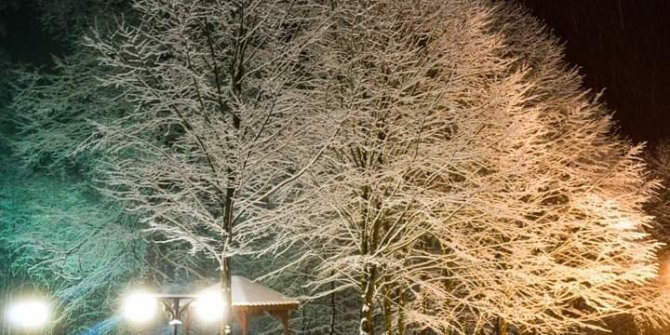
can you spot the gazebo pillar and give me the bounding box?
[271,310,290,335]
[234,310,290,335]
[235,312,249,335]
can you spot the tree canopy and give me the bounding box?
[3,0,670,335]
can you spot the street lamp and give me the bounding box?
[193,287,225,323]
[121,291,158,324]
[121,288,224,335]
[159,294,194,335]
[5,298,51,331]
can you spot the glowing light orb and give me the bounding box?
[6,299,50,329]
[193,288,225,323]
[121,291,158,324]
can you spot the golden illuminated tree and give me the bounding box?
[279,1,665,334]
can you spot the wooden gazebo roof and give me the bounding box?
[208,276,300,335]
[228,275,300,308]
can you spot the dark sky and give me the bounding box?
[519,0,670,144]
[0,0,668,143]
[0,0,62,65]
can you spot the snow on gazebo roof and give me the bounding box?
[208,275,300,308]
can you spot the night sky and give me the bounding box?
[520,0,670,144]
[0,0,62,65]
[1,0,669,143]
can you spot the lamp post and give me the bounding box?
[157,294,195,335]
[121,289,224,335]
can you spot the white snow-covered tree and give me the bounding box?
[621,140,670,333]
[83,0,330,332]
[491,4,670,332]
[8,0,669,334]
[646,140,670,245]
[0,167,146,333]
[278,1,665,334]
[10,48,126,171]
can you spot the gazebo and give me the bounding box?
[209,276,300,335]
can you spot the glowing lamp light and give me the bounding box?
[121,291,158,324]
[193,288,225,323]
[5,299,50,330]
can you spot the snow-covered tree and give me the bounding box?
[278,1,665,334]
[0,168,212,333]
[81,0,331,333]
[620,140,670,334]
[7,37,211,335]
[8,0,668,334]
[646,140,670,245]
[10,48,127,172]
[493,4,670,332]
[0,173,143,333]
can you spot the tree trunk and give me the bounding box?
[397,284,406,335]
[220,257,233,335]
[360,265,377,335]
[382,281,394,335]
[220,169,235,334]
[330,279,337,335]
[359,186,383,335]
[496,317,509,335]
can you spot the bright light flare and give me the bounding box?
[5,298,50,329]
[121,291,158,324]
[613,218,637,231]
[193,288,225,323]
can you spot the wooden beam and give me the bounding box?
[271,310,290,335]
[235,312,249,335]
